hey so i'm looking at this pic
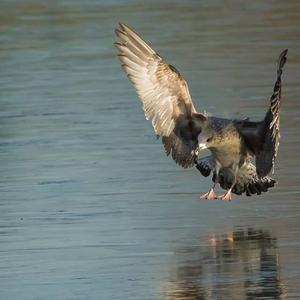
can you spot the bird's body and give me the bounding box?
[196,117,277,199]
[203,118,244,169]
[114,23,287,200]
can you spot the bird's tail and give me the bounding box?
[217,163,277,196]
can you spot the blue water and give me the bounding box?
[0,1,300,299]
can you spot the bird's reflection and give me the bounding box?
[163,228,286,300]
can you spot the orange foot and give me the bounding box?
[218,191,232,201]
[200,188,218,200]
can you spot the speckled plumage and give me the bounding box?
[114,23,287,199]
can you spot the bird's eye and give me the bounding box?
[206,137,212,143]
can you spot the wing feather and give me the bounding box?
[255,49,288,177]
[236,50,288,177]
[114,23,205,167]
[195,156,215,177]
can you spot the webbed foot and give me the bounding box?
[218,190,232,201]
[200,188,218,200]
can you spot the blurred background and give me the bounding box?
[0,0,299,299]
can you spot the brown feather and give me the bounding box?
[114,23,206,168]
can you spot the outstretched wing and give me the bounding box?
[255,49,288,177]
[236,49,288,177]
[114,23,206,167]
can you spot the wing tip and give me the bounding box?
[277,49,288,75]
[115,22,136,37]
[116,22,126,31]
[118,22,128,29]
[281,48,288,57]
[114,22,131,38]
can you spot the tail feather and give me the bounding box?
[217,162,276,196]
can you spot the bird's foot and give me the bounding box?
[218,190,232,201]
[200,188,218,200]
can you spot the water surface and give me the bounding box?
[0,1,299,299]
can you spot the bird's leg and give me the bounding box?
[200,172,220,200]
[200,183,218,200]
[218,174,237,201]
[200,167,220,200]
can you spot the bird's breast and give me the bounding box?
[209,133,243,168]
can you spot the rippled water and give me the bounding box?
[0,1,299,299]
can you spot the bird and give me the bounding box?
[114,23,287,201]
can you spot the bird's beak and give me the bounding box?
[198,143,207,150]
[198,135,208,150]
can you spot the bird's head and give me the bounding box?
[197,118,224,150]
[197,127,215,150]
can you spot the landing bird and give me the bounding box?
[114,23,288,201]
